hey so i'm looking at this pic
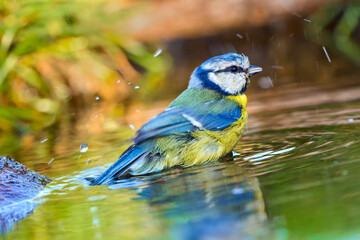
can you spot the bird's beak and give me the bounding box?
[247,65,262,77]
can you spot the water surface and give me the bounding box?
[1,95,360,240]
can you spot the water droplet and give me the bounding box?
[153,48,162,57]
[94,114,98,118]
[129,123,135,129]
[90,207,98,213]
[128,82,131,85]
[258,77,274,89]
[80,143,88,153]
[322,46,331,62]
[40,138,48,143]
[134,85,140,89]
[232,187,245,195]
[48,158,54,165]
[348,118,354,122]
[232,151,240,157]
[95,96,100,100]
[135,109,140,112]
[117,80,120,83]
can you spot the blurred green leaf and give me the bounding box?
[309,1,360,65]
[0,0,168,135]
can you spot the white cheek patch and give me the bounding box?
[208,72,246,95]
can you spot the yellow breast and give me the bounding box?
[180,94,248,166]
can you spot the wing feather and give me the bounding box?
[134,95,241,144]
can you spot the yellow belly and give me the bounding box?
[167,94,248,167]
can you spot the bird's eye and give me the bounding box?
[230,65,238,73]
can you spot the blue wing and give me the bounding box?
[90,144,148,185]
[134,99,241,144]
[90,89,243,185]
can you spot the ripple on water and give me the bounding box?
[236,112,360,238]
[3,101,360,240]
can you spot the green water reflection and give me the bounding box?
[1,100,360,240]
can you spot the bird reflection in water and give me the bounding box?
[110,160,269,240]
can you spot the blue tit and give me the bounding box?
[91,53,262,185]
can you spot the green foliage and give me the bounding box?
[0,0,167,135]
[309,1,360,65]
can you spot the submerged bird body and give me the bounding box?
[91,53,261,185]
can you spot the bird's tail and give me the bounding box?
[90,144,148,185]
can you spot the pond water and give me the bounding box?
[1,26,360,239]
[2,92,360,240]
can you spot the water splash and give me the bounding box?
[80,143,88,153]
[236,34,243,39]
[322,46,331,62]
[153,48,162,57]
[48,158,54,165]
[258,76,274,89]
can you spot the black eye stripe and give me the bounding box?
[213,65,245,73]
[230,66,238,73]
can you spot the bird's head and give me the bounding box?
[188,53,262,96]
